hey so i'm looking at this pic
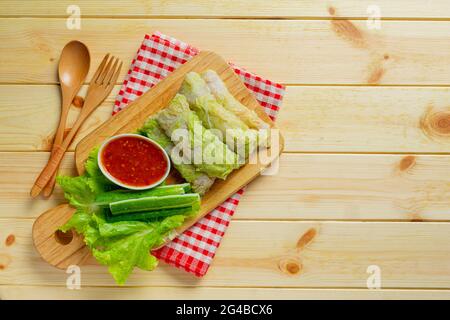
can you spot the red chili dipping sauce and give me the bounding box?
[101,136,168,187]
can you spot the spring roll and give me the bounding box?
[201,70,270,130]
[179,72,260,161]
[138,118,215,195]
[155,94,239,180]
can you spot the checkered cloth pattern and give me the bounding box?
[113,32,285,276]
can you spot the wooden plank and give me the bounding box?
[2,285,450,300]
[0,85,114,152]
[279,86,450,153]
[239,153,450,221]
[1,152,450,221]
[2,85,450,153]
[32,204,89,270]
[0,152,75,219]
[2,19,450,85]
[2,1,450,19]
[1,219,450,288]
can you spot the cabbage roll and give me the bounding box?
[155,94,239,180]
[201,70,270,130]
[179,72,260,161]
[138,118,215,195]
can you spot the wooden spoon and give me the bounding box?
[42,41,90,197]
[30,54,122,198]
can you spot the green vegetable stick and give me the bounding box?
[94,183,190,208]
[110,193,201,216]
[105,206,195,223]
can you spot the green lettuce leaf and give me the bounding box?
[59,208,92,234]
[56,147,117,209]
[84,146,116,193]
[92,214,184,285]
[56,175,96,209]
[58,148,192,285]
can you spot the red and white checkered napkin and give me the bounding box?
[113,32,285,276]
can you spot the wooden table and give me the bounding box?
[1,1,450,300]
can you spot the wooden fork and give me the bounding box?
[30,54,122,198]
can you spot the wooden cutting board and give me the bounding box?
[32,51,284,269]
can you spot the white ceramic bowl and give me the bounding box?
[97,133,171,190]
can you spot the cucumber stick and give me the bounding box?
[105,206,194,223]
[110,193,201,216]
[95,183,191,208]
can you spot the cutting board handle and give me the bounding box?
[32,204,91,269]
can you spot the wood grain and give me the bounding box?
[3,19,450,85]
[239,153,450,221]
[34,134,450,268]
[1,152,450,221]
[0,85,114,152]
[2,1,450,19]
[32,204,88,269]
[2,219,450,288]
[2,285,450,300]
[279,86,450,153]
[2,85,450,153]
[2,0,450,298]
[0,152,76,219]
